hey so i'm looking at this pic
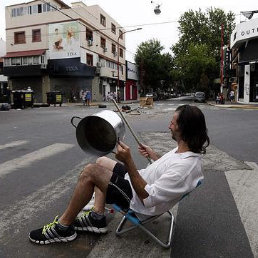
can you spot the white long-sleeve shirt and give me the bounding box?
[125,148,203,216]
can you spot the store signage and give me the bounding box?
[231,18,258,47]
[49,21,80,59]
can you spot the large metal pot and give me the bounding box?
[71,110,125,156]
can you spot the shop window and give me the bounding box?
[111,23,116,34]
[100,14,106,26]
[33,56,39,64]
[101,37,106,49]
[4,58,11,66]
[86,54,93,66]
[32,29,41,42]
[28,57,33,65]
[119,48,123,58]
[22,57,28,65]
[14,31,25,44]
[119,30,123,39]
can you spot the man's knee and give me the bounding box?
[96,156,110,166]
[80,163,97,179]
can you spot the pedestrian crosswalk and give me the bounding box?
[0,142,75,178]
[0,140,28,150]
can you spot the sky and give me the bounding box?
[1,0,258,62]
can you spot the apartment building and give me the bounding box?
[0,38,8,103]
[3,0,126,103]
[230,17,258,103]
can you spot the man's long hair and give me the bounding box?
[176,105,210,154]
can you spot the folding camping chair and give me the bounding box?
[112,180,203,248]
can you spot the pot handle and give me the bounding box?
[71,116,82,128]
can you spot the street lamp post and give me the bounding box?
[117,28,142,101]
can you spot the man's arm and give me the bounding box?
[115,141,149,201]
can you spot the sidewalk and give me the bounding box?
[208,100,258,109]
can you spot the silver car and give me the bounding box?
[194,92,206,103]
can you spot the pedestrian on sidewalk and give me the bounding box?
[85,89,91,106]
[29,105,209,245]
[229,90,235,103]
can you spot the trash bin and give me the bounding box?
[12,90,34,109]
[46,91,63,106]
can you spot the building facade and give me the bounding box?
[231,18,258,103]
[125,61,139,100]
[0,38,8,103]
[3,0,126,103]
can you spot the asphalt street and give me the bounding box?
[0,99,257,257]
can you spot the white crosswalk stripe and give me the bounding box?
[0,140,28,150]
[0,143,75,178]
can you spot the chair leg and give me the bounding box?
[115,211,175,248]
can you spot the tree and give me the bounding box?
[173,43,217,92]
[171,7,235,93]
[135,39,173,94]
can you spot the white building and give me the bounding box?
[231,18,258,103]
[3,0,126,103]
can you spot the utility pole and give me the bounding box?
[220,24,224,94]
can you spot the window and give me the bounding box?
[86,28,93,41]
[119,30,123,39]
[111,23,116,34]
[14,31,25,44]
[86,54,93,66]
[38,4,42,13]
[100,14,106,26]
[11,8,17,17]
[33,56,39,65]
[32,29,41,42]
[11,57,21,65]
[28,57,33,65]
[43,3,50,12]
[119,48,123,58]
[4,58,11,66]
[32,5,38,14]
[100,37,106,49]
[112,43,116,54]
[22,57,28,65]
[28,6,32,14]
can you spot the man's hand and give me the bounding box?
[115,141,132,165]
[115,141,149,201]
[138,143,160,161]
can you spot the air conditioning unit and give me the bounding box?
[88,39,93,46]
[95,67,101,74]
[41,64,47,69]
[113,51,117,57]
[104,47,108,52]
[96,62,101,68]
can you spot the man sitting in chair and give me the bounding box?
[29,105,209,245]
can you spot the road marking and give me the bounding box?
[0,143,74,178]
[0,158,88,241]
[0,140,28,150]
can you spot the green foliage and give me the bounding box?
[134,39,173,92]
[171,7,235,93]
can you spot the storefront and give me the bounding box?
[231,18,258,103]
[125,61,139,101]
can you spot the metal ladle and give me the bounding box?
[112,99,152,164]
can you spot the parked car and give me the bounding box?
[145,93,153,98]
[194,92,206,103]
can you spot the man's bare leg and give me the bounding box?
[96,156,117,171]
[59,163,112,226]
